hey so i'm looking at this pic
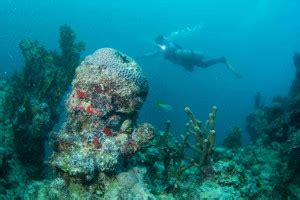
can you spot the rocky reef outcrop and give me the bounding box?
[242,53,300,198]
[35,48,154,197]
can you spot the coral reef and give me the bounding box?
[126,106,219,198]
[24,167,155,200]
[196,143,289,198]
[3,25,85,178]
[223,127,242,149]
[1,31,300,199]
[126,103,293,199]
[242,54,300,198]
[43,48,154,198]
[0,76,29,198]
[290,52,300,97]
[0,25,85,198]
[126,54,300,199]
[19,50,300,198]
[23,104,217,199]
[243,99,300,198]
[182,106,217,167]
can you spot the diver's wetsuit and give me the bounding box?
[158,38,225,72]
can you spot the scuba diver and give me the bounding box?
[138,35,242,78]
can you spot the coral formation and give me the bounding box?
[183,106,217,166]
[0,25,85,198]
[23,105,218,199]
[48,48,154,197]
[290,52,300,97]
[126,106,219,197]
[24,167,155,199]
[0,76,29,197]
[223,127,242,149]
[3,25,85,178]
[242,54,300,198]
[124,54,300,199]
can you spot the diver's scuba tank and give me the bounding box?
[174,49,203,63]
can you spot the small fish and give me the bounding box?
[156,101,173,112]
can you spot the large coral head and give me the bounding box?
[51,48,153,182]
[68,48,149,119]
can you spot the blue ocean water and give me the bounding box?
[1,0,299,144]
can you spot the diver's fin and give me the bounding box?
[224,59,242,78]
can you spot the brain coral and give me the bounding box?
[69,48,148,117]
[50,48,153,183]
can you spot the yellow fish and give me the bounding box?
[156,101,173,112]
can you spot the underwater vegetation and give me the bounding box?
[0,25,299,199]
[0,25,85,196]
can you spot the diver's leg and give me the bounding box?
[201,57,242,78]
[200,57,226,68]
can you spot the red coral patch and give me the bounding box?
[102,127,112,136]
[86,105,93,114]
[86,105,102,116]
[92,136,101,149]
[76,90,88,99]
